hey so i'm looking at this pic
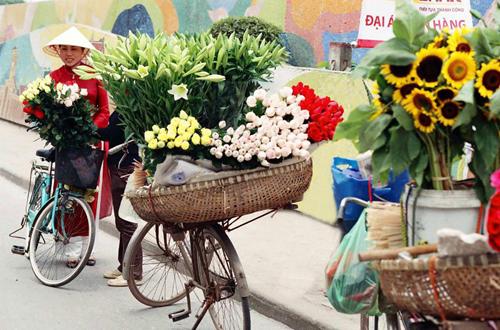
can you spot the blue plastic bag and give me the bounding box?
[332,157,409,232]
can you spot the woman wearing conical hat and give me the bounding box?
[43,26,112,267]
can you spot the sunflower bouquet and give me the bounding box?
[336,0,499,202]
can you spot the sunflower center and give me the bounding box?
[483,69,500,91]
[414,94,433,111]
[448,60,468,81]
[400,83,419,98]
[418,113,432,127]
[437,88,455,101]
[456,43,471,53]
[417,56,442,82]
[390,64,413,77]
[441,102,460,119]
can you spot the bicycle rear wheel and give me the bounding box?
[197,224,251,330]
[29,195,94,287]
[126,221,192,307]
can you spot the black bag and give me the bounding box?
[55,147,104,189]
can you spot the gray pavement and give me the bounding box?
[0,118,359,330]
[0,176,291,330]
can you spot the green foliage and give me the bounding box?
[279,32,315,67]
[209,16,283,44]
[336,0,500,203]
[24,82,97,150]
[77,31,286,160]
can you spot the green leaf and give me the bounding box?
[354,39,415,75]
[473,118,499,170]
[392,0,436,45]
[409,151,428,186]
[389,126,411,175]
[372,146,392,181]
[490,88,500,118]
[372,134,387,150]
[393,104,414,130]
[407,131,421,160]
[453,103,477,129]
[359,114,392,152]
[334,105,373,142]
[454,80,475,104]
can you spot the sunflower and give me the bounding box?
[371,81,380,98]
[435,100,462,126]
[414,47,448,88]
[413,111,437,133]
[402,88,437,115]
[475,60,500,98]
[370,98,387,120]
[380,63,415,87]
[429,33,446,49]
[393,83,419,104]
[442,52,476,89]
[447,28,474,55]
[435,86,457,104]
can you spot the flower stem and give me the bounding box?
[421,132,444,190]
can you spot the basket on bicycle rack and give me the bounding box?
[126,158,313,223]
[55,147,104,190]
[373,253,500,319]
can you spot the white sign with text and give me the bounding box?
[357,0,472,48]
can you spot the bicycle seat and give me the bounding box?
[36,148,55,162]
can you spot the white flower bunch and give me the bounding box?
[210,87,311,167]
[18,75,53,102]
[55,82,87,107]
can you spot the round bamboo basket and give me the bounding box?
[126,158,313,223]
[373,253,500,319]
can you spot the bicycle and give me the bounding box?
[122,207,288,330]
[10,148,95,287]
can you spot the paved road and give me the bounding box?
[0,176,292,330]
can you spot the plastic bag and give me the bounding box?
[325,210,381,316]
[332,157,409,232]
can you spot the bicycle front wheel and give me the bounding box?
[126,221,192,307]
[29,195,95,287]
[197,224,251,330]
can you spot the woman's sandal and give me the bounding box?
[66,258,79,268]
[86,257,96,266]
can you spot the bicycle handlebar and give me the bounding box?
[108,140,135,156]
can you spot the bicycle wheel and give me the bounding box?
[197,224,251,330]
[126,222,192,307]
[29,195,95,287]
[23,174,45,253]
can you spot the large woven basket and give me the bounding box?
[373,253,500,319]
[126,158,313,223]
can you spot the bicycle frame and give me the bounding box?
[14,159,85,253]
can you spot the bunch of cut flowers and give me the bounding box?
[19,76,97,150]
[336,0,499,203]
[142,83,344,173]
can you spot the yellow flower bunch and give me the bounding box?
[144,110,212,151]
[18,75,52,102]
[372,27,497,132]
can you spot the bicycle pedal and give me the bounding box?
[168,309,190,322]
[11,245,25,255]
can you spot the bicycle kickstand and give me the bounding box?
[168,282,192,323]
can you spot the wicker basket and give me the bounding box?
[373,253,500,320]
[126,158,313,223]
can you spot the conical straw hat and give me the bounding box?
[43,26,96,57]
